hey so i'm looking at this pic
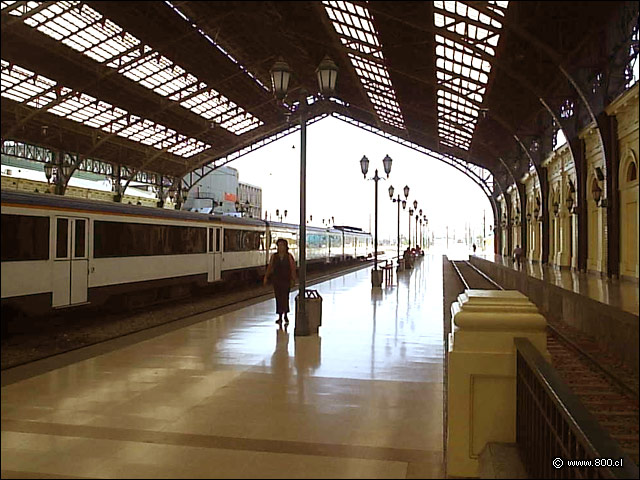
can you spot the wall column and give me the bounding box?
[597,112,620,278]
[538,169,550,264]
[571,136,588,271]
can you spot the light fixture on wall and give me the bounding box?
[592,181,602,206]
[565,193,574,213]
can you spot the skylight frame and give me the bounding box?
[324,0,406,130]
[433,1,508,150]
[1,59,211,159]
[1,0,263,137]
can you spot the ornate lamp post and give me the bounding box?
[270,55,338,336]
[424,215,429,249]
[402,200,407,248]
[412,199,418,247]
[389,184,408,263]
[418,209,423,248]
[408,207,414,249]
[361,154,393,288]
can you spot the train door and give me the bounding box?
[207,227,222,282]
[214,227,222,280]
[52,217,89,307]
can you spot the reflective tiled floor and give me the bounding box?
[1,256,444,479]
[481,254,639,316]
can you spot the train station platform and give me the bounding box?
[1,257,445,479]
[477,254,638,315]
[470,254,639,375]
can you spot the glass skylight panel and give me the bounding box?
[5,1,263,136]
[434,1,508,150]
[324,1,406,130]
[1,60,210,158]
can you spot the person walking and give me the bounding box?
[513,244,524,271]
[264,238,297,325]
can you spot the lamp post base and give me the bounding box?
[371,269,383,288]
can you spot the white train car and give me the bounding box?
[1,190,373,320]
[1,190,263,315]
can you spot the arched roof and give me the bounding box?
[1,1,636,192]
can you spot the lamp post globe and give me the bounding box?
[269,58,291,101]
[388,184,394,199]
[44,162,53,183]
[360,155,369,178]
[316,55,338,96]
[382,154,392,177]
[403,185,410,199]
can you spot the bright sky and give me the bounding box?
[230,116,493,242]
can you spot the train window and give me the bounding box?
[224,229,265,252]
[74,219,86,258]
[216,228,221,252]
[224,229,238,252]
[1,214,50,262]
[94,221,206,257]
[269,231,297,251]
[208,228,214,253]
[56,218,69,258]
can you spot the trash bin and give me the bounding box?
[295,289,323,334]
[371,269,383,288]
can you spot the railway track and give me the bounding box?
[451,260,640,465]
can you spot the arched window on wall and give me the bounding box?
[627,161,638,182]
[619,151,638,277]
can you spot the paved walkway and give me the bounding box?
[1,256,445,479]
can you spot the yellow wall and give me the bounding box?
[497,195,508,256]
[607,84,639,279]
[522,171,542,263]
[579,125,607,274]
[543,144,575,268]
[508,186,521,253]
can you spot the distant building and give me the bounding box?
[238,182,262,219]
[183,165,239,214]
[183,165,262,217]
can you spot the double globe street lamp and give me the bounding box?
[408,199,418,250]
[270,55,338,336]
[360,154,393,288]
[389,184,410,263]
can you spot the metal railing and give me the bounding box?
[514,338,638,479]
